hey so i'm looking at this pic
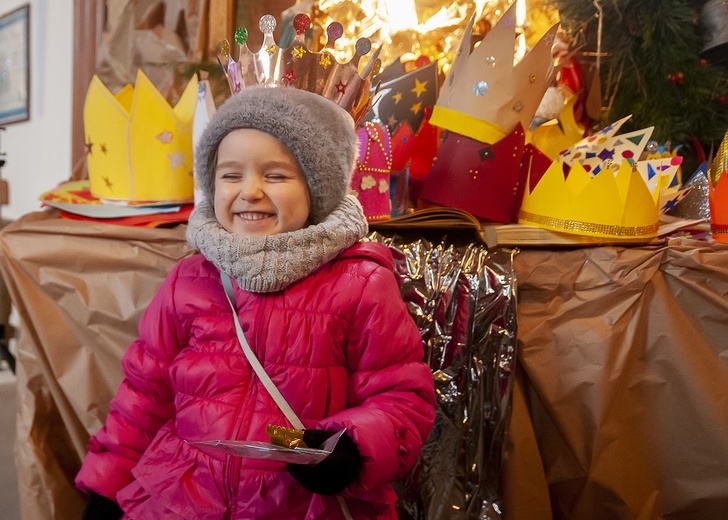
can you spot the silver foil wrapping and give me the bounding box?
[368,231,518,520]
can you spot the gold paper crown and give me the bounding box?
[219,13,380,124]
[709,130,728,242]
[84,70,198,203]
[430,3,560,144]
[519,159,661,240]
[518,124,680,240]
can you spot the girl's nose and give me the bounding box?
[239,175,264,200]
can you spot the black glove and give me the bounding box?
[287,429,361,495]
[82,491,123,520]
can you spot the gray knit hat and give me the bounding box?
[195,86,359,224]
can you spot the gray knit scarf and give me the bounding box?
[186,195,369,293]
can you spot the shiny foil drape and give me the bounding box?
[369,232,517,520]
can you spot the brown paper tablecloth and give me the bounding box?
[1,211,727,519]
[0,211,195,519]
[504,240,728,520]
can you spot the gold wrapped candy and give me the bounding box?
[267,425,307,448]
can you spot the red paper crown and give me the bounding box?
[419,5,560,223]
[420,124,526,223]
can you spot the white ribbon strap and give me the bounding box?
[221,271,304,430]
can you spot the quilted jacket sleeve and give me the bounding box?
[317,260,436,492]
[75,262,185,500]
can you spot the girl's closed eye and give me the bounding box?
[220,172,242,181]
[266,171,294,181]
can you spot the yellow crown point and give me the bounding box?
[84,77,133,199]
[84,70,198,203]
[529,94,585,159]
[634,157,683,209]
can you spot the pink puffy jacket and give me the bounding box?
[75,242,436,519]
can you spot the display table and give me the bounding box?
[1,210,727,519]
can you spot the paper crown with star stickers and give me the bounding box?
[709,129,728,243]
[84,70,198,203]
[419,4,561,223]
[518,121,689,240]
[219,13,380,124]
[367,57,439,134]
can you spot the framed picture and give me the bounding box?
[0,4,30,125]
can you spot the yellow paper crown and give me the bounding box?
[709,130,728,242]
[220,14,380,124]
[519,159,661,239]
[518,122,687,240]
[430,3,560,144]
[84,70,198,203]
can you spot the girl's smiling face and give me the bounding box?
[214,128,310,237]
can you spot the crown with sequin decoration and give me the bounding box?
[84,70,198,203]
[419,4,560,223]
[219,13,380,124]
[518,123,682,240]
[708,129,728,243]
[430,3,560,144]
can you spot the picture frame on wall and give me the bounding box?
[0,4,30,125]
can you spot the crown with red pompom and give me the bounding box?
[218,13,380,124]
[419,4,561,223]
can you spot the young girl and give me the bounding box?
[75,85,436,519]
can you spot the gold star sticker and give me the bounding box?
[293,46,306,59]
[410,102,422,115]
[392,92,403,104]
[320,54,332,68]
[411,78,428,98]
[388,115,397,128]
[266,45,277,55]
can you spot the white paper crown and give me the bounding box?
[430,4,560,144]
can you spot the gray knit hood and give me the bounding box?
[195,86,360,224]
